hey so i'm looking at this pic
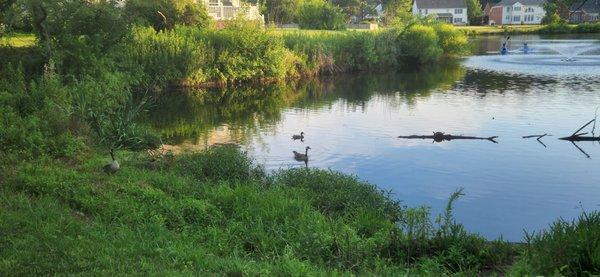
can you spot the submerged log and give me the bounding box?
[398,132,498,143]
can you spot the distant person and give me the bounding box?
[501,42,508,55]
[522,42,530,54]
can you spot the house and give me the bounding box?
[115,0,262,22]
[569,0,600,23]
[202,0,262,22]
[412,0,468,25]
[487,0,545,25]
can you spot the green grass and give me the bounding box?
[457,25,544,35]
[0,33,36,47]
[0,145,521,275]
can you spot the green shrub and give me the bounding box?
[434,23,469,57]
[121,25,293,88]
[297,0,346,30]
[125,0,212,31]
[519,211,600,276]
[400,24,443,65]
[175,145,265,182]
[540,22,574,34]
[36,0,129,76]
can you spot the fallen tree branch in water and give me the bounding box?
[559,119,600,141]
[398,132,499,143]
[523,134,550,148]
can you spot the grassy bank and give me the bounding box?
[458,23,600,35]
[1,145,599,275]
[119,23,468,89]
[457,25,544,35]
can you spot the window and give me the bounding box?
[505,15,511,21]
[425,9,428,14]
[506,6,512,12]
[455,8,463,14]
[454,18,462,23]
[524,14,534,21]
[514,6,521,11]
[525,7,534,12]
[209,0,219,5]
[514,15,521,21]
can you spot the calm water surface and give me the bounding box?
[151,35,600,241]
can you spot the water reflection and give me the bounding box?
[149,39,600,241]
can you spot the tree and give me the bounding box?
[382,0,412,25]
[297,0,346,30]
[258,0,301,24]
[466,0,483,25]
[0,0,15,13]
[330,0,381,22]
[125,0,211,31]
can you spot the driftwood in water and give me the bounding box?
[559,119,600,141]
[398,132,499,143]
[523,134,550,147]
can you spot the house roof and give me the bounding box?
[493,0,545,6]
[414,0,467,9]
[570,0,600,13]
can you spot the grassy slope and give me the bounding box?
[0,146,519,275]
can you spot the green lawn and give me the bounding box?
[0,33,37,47]
[456,25,545,35]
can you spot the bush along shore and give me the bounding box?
[1,1,599,275]
[119,21,468,90]
[458,22,600,36]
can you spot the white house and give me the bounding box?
[202,0,262,21]
[115,0,262,22]
[488,0,545,25]
[412,0,469,25]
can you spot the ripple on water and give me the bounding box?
[463,55,600,77]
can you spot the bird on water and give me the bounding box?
[292,132,305,141]
[293,146,311,161]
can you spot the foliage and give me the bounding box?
[466,0,483,25]
[125,0,211,31]
[519,211,600,276]
[400,24,442,64]
[259,0,301,24]
[434,23,469,57]
[27,0,129,76]
[0,145,520,275]
[297,0,346,30]
[0,66,83,163]
[121,24,293,88]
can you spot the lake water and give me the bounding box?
[151,35,600,241]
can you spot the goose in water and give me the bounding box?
[103,149,120,174]
[292,132,305,140]
[293,146,311,161]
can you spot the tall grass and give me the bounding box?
[0,145,517,275]
[516,211,600,276]
[119,23,469,90]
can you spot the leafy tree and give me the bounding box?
[542,0,574,23]
[258,0,301,24]
[466,0,483,25]
[125,0,211,31]
[382,0,412,25]
[330,0,380,22]
[297,0,346,30]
